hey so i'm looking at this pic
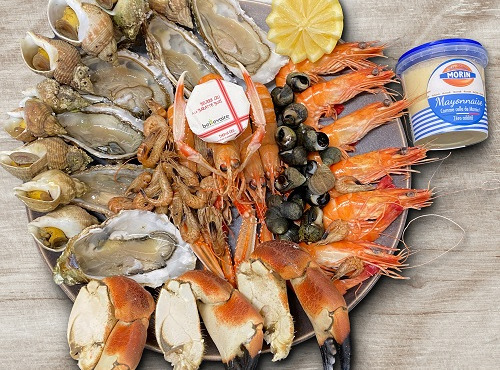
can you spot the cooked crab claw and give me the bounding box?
[236,240,351,369]
[67,276,155,370]
[156,270,264,369]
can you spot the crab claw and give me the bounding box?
[236,240,351,369]
[173,71,225,177]
[67,276,155,370]
[156,270,264,369]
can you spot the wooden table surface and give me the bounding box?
[0,1,499,369]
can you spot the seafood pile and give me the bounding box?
[2,1,436,369]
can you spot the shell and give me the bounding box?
[191,0,288,83]
[145,14,233,92]
[14,169,89,212]
[83,50,174,118]
[0,141,48,181]
[23,99,67,138]
[56,103,144,160]
[71,164,149,216]
[35,79,91,114]
[0,137,91,181]
[3,109,36,143]
[53,210,197,287]
[20,32,94,93]
[28,205,99,252]
[307,163,336,195]
[48,0,118,64]
[149,0,193,29]
[113,0,150,40]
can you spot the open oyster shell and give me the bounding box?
[191,0,288,83]
[71,164,149,216]
[0,137,91,181]
[145,13,233,92]
[53,210,197,287]
[28,205,99,252]
[83,50,174,118]
[57,103,144,160]
[149,0,193,29]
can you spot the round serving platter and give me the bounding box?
[28,0,410,361]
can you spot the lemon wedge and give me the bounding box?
[266,0,344,64]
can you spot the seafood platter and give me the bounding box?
[1,0,436,369]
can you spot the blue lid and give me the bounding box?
[396,38,488,76]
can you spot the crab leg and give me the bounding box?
[156,270,264,369]
[173,72,225,177]
[237,240,351,369]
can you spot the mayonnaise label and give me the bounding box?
[427,58,486,125]
[185,80,250,143]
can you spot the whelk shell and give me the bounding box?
[14,169,89,213]
[112,0,150,40]
[34,79,91,114]
[191,0,288,83]
[53,210,197,287]
[145,14,233,92]
[307,163,336,195]
[20,32,94,93]
[149,0,193,29]
[48,0,118,64]
[3,109,36,143]
[28,205,99,252]
[0,137,91,181]
[23,98,67,138]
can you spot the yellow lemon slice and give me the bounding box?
[267,0,344,64]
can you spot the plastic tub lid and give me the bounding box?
[396,38,488,76]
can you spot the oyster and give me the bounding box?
[149,0,193,29]
[71,164,148,216]
[20,32,93,93]
[84,50,174,117]
[145,14,233,91]
[47,0,118,64]
[28,205,99,252]
[14,169,88,213]
[0,137,91,181]
[191,0,288,83]
[57,103,144,160]
[53,210,197,287]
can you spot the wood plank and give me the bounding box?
[0,0,498,369]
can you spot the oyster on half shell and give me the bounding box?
[53,210,197,288]
[191,0,288,83]
[145,14,233,91]
[71,164,149,216]
[57,103,144,160]
[83,50,174,117]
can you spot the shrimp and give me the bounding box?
[301,240,406,278]
[275,41,386,87]
[323,187,433,229]
[295,67,395,129]
[137,114,170,168]
[320,99,411,150]
[252,83,281,192]
[330,146,431,184]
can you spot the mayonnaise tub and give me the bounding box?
[396,39,489,150]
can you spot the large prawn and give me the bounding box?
[295,67,395,129]
[276,41,386,87]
